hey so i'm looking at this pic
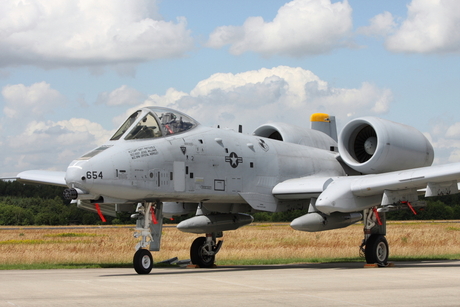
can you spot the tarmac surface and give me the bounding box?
[1,261,460,307]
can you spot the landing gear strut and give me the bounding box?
[190,233,223,268]
[360,207,389,266]
[132,202,163,274]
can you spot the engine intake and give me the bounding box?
[338,117,434,174]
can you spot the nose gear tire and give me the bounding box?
[133,249,153,274]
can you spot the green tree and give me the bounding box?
[0,203,33,225]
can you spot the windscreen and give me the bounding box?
[110,111,141,141]
[125,113,162,140]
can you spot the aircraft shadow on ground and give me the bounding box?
[99,260,460,278]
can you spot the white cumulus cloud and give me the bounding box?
[206,0,353,57]
[2,82,66,119]
[425,120,460,164]
[137,66,392,131]
[357,11,397,37]
[0,81,113,175]
[0,0,194,68]
[384,0,460,53]
[96,85,146,106]
[4,118,111,173]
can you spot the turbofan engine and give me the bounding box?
[338,117,434,174]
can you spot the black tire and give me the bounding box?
[133,249,153,274]
[365,235,389,265]
[190,237,215,268]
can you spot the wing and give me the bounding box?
[273,162,460,214]
[14,170,67,187]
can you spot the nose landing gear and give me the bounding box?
[132,202,163,274]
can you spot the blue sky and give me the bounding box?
[1,0,460,176]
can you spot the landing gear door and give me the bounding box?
[173,161,186,192]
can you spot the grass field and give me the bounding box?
[1,221,460,269]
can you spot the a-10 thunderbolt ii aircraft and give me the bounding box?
[13,106,460,274]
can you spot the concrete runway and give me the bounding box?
[1,261,460,307]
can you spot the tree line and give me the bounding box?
[1,180,460,226]
[0,181,103,225]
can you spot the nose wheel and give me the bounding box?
[133,249,153,274]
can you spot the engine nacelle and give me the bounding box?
[253,122,336,151]
[338,117,434,174]
[290,212,362,232]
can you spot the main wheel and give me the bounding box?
[365,235,389,266]
[133,249,153,274]
[190,237,215,268]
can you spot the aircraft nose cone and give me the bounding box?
[65,160,90,187]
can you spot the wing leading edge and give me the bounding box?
[14,170,67,187]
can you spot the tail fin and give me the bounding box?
[310,113,337,142]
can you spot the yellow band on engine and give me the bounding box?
[310,113,330,122]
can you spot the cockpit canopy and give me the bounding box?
[110,107,199,141]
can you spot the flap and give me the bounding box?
[239,192,279,212]
[272,176,334,200]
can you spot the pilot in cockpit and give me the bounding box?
[160,112,178,135]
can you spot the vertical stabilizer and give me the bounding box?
[310,113,337,142]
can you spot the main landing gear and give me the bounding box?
[190,233,223,268]
[132,202,163,274]
[176,205,252,268]
[360,207,389,266]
